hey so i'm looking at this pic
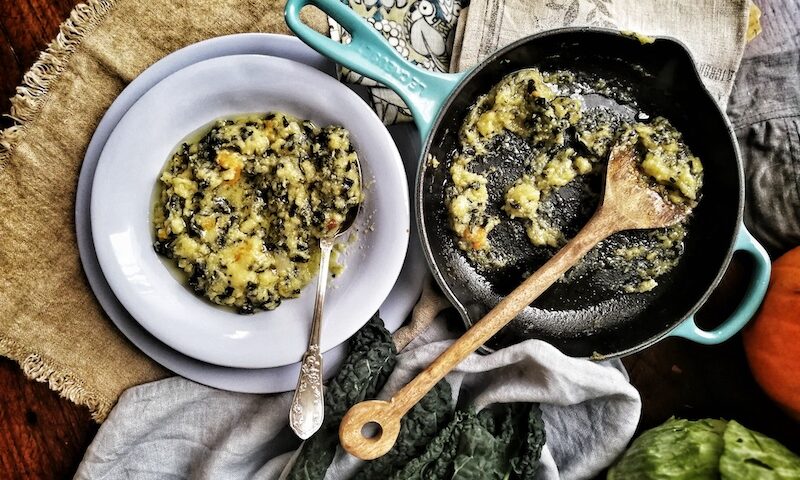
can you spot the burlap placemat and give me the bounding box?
[0,0,326,422]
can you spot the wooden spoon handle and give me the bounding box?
[339,208,619,460]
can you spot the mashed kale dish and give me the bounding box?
[153,113,362,313]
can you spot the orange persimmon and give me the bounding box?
[743,246,800,420]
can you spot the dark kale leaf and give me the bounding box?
[353,380,453,480]
[323,314,397,422]
[284,423,339,480]
[387,410,480,480]
[285,313,546,480]
[509,403,546,479]
[286,314,396,480]
[387,403,546,480]
[451,419,508,479]
[476,403,547,479]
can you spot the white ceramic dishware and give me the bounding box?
[77,33,427,393]
[90,53,410,369]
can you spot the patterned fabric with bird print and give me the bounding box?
[329,0,466,124]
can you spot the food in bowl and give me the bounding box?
[446,69,703,293]
[153,112,363,313]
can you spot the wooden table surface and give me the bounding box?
[1,1,798,479]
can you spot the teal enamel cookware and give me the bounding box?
[284,0,771,358]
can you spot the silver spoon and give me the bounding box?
[289,166,363,439]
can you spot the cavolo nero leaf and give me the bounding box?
[353,379,453,479]
[284,314,548,480]
[451,419,509,479]
[388,403,546,480]
[388,409,481,480]
[509,403,546,479]
[286,314,396,480]
[324,313,397,422]
[283,423,339,480]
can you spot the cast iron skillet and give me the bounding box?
[285,0,771,358]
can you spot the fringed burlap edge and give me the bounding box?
[0,0,116,166]
[0,0,117,421]
[0,336,113,421]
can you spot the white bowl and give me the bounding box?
[91,54,409,369]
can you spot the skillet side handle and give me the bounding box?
[284,0,464,138]
[670,225,771,345]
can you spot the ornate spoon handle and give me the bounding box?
[289,237,334,439]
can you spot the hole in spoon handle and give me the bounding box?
[339,400,402,460]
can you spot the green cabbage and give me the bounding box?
[608,418,800,480]
[608,418,726,479]
[720,420,800,480]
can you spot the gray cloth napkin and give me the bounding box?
[74,318,640,480]
[726,0,800,258]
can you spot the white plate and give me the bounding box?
[77,33,426,392]
[90,52,410,369]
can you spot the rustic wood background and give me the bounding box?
[0,0,797,478]
[1,2,100,478]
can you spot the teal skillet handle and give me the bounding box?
[670,224,771,344]
[284,0,465,138]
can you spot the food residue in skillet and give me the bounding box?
[445,68,703,293]
[153,113,363,313]
[621,30,656,45]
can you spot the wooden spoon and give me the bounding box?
[338,143,690,460]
